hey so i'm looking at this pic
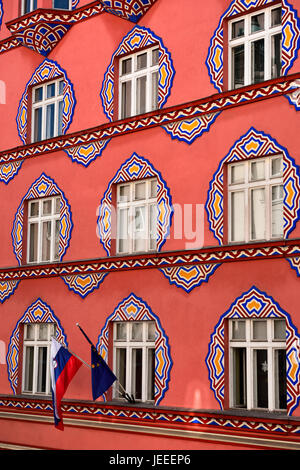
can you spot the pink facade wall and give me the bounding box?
[1,0,300,450]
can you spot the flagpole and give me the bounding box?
[51,336,91,369]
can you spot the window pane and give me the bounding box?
[151,71,159,111]
[116,323,127,341]
[135,182,146,200]
[29,223,38,262]
[42,221,51,262]
[54,0,70,9]
[54,220,60,260]
[25,324,35,340]
[55,197,61,214]
[30,201,39,217]
[232,19,244,39]
[58,100,63,136]
[230,164,245,184]
[251,187,265,240]
[231,320,246,340]
[251,13,264,33]
[231,191,245,242]
[149,204,157,251]
[251,39,265,84]
[136,53,147,71]
[46,103,55,139]
[271,157,283,177]
[34,87,43,103]
[254,349,268,408]
[274,320,286,341]
[271,33,282,79]
[43,199,52,216]
[271,7,282,27]
[252,320,267,340]
[152,49,159,66]
[147,322,156,341]
[150,180,157,198]
[118,208,129,253]
[47,83,56,99]
[251,160,265,181]
[131,348,143,400]
[271,185,283,238]
[58,80,64,96]
[38,323,48,341]
[116,348,126,398]
[24,346,34,392]
[134,206,146,252]
[147,348,155,401]
[118,184,130,202]
[37,347,47,393]
[121,58,132,76]
[275,349,287,409]
[121,81,132,119]
[131,323,143,341]
[232,45,244,88]
[232,348,246,407]
[34,107,43,142]
[136,76,147,115]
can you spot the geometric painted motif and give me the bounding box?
[160,264,220,293]
[97,152,173,256]
[13,23,72,57]
[101,0,157,23]
[101,25,175,122]
[16,59,76,145]
[0,280,20,303]
[206,127,300,244]
[11,173,73,265]
[61,272,108,298]
[162,112,221,144]
[206,0,300,94]
[63,139,111,167]
[0,162,23,184]
[6,298,67,394]
[96,293,172,405]
[205,286,300,416]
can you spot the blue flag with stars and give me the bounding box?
[91,346,117,400]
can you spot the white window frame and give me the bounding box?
[113,321,156,403]
[229,318,286,411]
[228,155,283,243]
[118,46,159,120]
[116,178,157,255]
[22,323,56,395]
[53,0,72,10]
[228,5,282,89]
[27,196,61,264]
[31,79,64,143]
[21,0,37,15]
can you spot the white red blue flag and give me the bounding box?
[50,338,82,430]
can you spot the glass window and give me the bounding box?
[22,323,55,395]
[117,178,157,254]
[119,46,159,119]
[229,318,286,411]
[22,0,37,15]
[228,155,283,243]
[113,321,156,402]
[32,79,64,143]
[27,196,61,263]
[53,0,71,9]
[229,6,282,89]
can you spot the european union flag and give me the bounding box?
[91,346,117,400]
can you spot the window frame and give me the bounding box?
[228,4,282,90]
[27,195,61,264]
[228,318,286,412]
[22,322,56,396]
[116,177,158,255]
[118,45,160,120]
[21,0,37,16]
[227,154,284,244]
[31,78,64,143]
[112,321,156,403]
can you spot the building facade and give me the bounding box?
[1,0,300,450]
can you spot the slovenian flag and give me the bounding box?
[50,338,82,431]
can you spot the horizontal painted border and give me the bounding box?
[0,73,300,167]
[0,239,300,282]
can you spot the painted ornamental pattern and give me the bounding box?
[96,293,172,405]
[206,286,300,415]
